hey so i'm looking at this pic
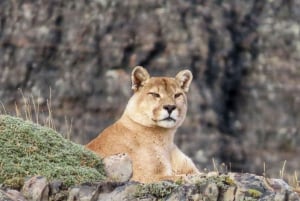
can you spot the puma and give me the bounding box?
[86,66,199,183]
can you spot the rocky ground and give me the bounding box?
[0,0,299,183]
[1,173,299,201]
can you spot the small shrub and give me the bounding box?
[0,115,106,188]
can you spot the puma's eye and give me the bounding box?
[148,92,160,98]
[174,93,182,98]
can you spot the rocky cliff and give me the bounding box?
[0,0,299,180]
[0,115,299,201]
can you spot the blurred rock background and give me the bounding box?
[0,0,299,183]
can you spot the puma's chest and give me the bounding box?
[132,145,173,175]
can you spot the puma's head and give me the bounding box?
[124,66,193,129]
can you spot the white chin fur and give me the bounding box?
[157,120,177,128]
[155,110,180,128]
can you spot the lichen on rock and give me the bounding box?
[0,115,106,189]
[135,181,178,199]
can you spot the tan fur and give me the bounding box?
[86,66,199,183]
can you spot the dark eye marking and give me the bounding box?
[174,93,182,98]
[148,92,160,98]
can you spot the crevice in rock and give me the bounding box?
[219,0,265,136]
[19,64,33,89]
[285,190,289,201]
[206,0,266,172]
[0,17,5,38]
[204,26,220,88]
[121,43,135,70]
[41,16,63,60]
[190,55,201,81]
[179,7,189,33]
[139,40,166,67]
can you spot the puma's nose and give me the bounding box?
[163,105,176,114]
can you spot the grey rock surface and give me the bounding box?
[0,189,26,201]
[21,176,49,201]
[3,173,299,201]
[103,153,133,183]
[0,190,13,201]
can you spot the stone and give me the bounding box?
[5,189,26,201]
[0,189,26,201]
[67,187,80,201]
[98,182,141,201]
[103,153,133,183]
[67,183,107,201]
[21,176,49,201]
[0,189,13,201]
[204,183,219,201]
[222,186,236,201]
[49,180,63,195]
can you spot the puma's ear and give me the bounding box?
[175,69,193,93]
[131,66,150,91]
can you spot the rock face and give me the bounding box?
[0,0,300,179]
[1,173,299,201]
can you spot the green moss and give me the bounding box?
[195,175,236,190]
[135,181,178,199]
[247,189,262,198]
[224,176,235,186]
[0,115,106,188]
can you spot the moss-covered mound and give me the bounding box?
[0,115,105,188]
